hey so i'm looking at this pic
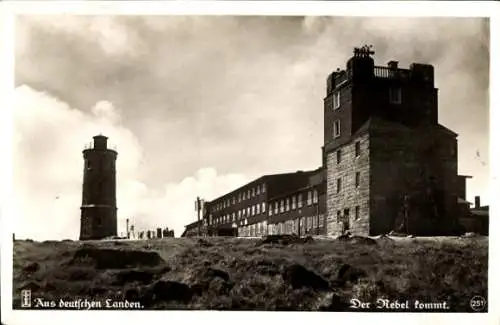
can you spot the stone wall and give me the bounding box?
[369,122,459,235]
[326,133,370,236]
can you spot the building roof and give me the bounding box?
[361,117,457,137]
[184,219,202,229]
[205,168,321,204]
[457,197,472,205]
[470,210,489,217]
[325,116,459,154]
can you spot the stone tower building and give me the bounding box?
[80,135,118,240]
[323,46,460,236]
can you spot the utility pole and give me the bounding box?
[298,209,302,237]
[195,196,202,237]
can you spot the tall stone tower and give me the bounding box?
[323,46,459,236]
[80,135,118,240]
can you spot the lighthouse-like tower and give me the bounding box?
[80,135,118,240]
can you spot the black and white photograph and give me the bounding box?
[1,1,497,323]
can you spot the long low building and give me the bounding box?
[182,168,326,237]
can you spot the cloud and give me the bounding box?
[13,85,248,240]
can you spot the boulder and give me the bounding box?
[150,280,193,303]
[204,267,230,282]
[23,262,39,273]
[257,234,313,246]
[282,264,330,291]
[350,236,377,245]
[336,263,367,284]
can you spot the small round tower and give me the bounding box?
[79,135,118,240]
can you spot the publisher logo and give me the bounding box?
[21,290,31,308]
[469,296,486,312]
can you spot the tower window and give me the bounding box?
[333,120,341,138]
[336,149,342,164]
[355,141,361,157]
[389,87,402,104]
[337,178,342,193]
[333,90,341,109]
[355,172,360,188]
[336,210,341,223]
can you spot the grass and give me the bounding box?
[12,235,488,312]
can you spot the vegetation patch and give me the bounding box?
[12,236,488,311]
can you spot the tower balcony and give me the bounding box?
[83,142,118,152]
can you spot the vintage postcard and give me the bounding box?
[1,1,498,325]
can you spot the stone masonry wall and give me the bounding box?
[369,123,459,235]
[326,133,370,236]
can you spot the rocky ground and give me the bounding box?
[12,235,488,311]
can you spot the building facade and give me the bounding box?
[182,169,326,237]
[184,46,468,238]
[267,168,326,236]
[80,135,118,240]
[324,46,462,236]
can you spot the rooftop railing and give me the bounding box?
[83,142,118,151]
[373,66,410,80]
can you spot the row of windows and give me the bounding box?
[213,183,267,212]
[238,221,268,237]
[335,172,361,193]
[336,206,361,222]
[330,87,402,112]
[211,202,267,225]
[237,215,326,237]
[268,190,319,217]
[268,215,325,236]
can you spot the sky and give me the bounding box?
[12,15,489,240]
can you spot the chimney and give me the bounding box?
[388,61,399,70]
[474,196,480,209]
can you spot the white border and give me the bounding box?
[0,1,498,17]
[1,2,498,325]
